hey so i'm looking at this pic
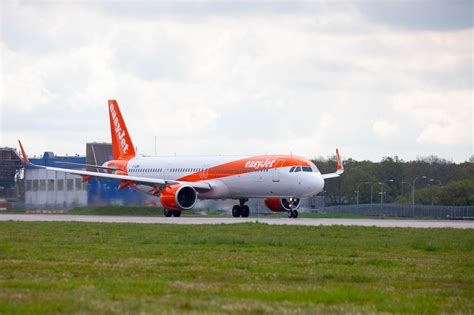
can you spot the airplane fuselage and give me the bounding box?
[106,154,325,200]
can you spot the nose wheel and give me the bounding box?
[285,197,299,219]
[287,210,299,219]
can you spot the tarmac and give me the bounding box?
[0,214,473,228]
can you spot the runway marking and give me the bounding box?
[0,215,473,229]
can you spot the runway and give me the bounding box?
[0,214,473,228]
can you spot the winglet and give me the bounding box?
[18,140,31,165]
[336,149,344,175]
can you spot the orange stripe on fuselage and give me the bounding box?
[177,155,312,182]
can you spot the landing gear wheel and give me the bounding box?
[292,210,298,219]
[241,205,250,217]
[172,211,182,217]
[164,208,172,217]
[287,211,294,218]
[232,205,241,218]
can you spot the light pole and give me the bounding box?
[401,181,412,199]
[356,182,371,205]
[371,182,382,204]
[412,176,427,205]
[380,179,395,204]
[429,179,442,205]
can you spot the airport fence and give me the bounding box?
[315,204,474,219]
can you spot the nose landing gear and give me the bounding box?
[232,199,250,217]
[287,210,299,218]
[285,197,299,219]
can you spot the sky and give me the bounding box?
[1,0,473,162]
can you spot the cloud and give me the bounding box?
[372,121,399,139]
[357,0,473,31]
[417,123,468,145]
[392,90,472,146]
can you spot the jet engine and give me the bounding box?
[264,198,301,212]
[160,184,198,210]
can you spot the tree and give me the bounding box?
[312,154,474,206]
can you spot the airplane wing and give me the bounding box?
[321,149,344,180]
[52,161,117,172]
[18,141,211,192]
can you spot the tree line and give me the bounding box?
[313,155,474,206]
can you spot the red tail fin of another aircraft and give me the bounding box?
[108,100,136,160]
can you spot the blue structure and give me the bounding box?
[87,178,144,206]
[27,152,86,168]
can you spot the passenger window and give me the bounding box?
[290,166,296,172]
[295,166,302,172]
[302,166,312,172]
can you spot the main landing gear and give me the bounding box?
[232,199,250,218]
[163,208,181,217]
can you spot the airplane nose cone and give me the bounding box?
[306,173,324,196]
[317,174,324,192]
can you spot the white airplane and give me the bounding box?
[18,100,343,218]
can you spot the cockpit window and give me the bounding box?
[302,166,312,172]
[289,166,296,172]
[294,166,302,172]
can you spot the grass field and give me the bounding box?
[0,222,473,314]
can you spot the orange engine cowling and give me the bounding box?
[160,184,198,210]
[264,198,301,212]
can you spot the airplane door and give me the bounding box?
[272,160,285,182]
[200,164,210,179]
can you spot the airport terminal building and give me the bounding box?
[24,153,88,208]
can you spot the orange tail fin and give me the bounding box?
[108,100,136,160]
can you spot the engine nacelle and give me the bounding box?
[160,184,198,210]
[264,198,301,212]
